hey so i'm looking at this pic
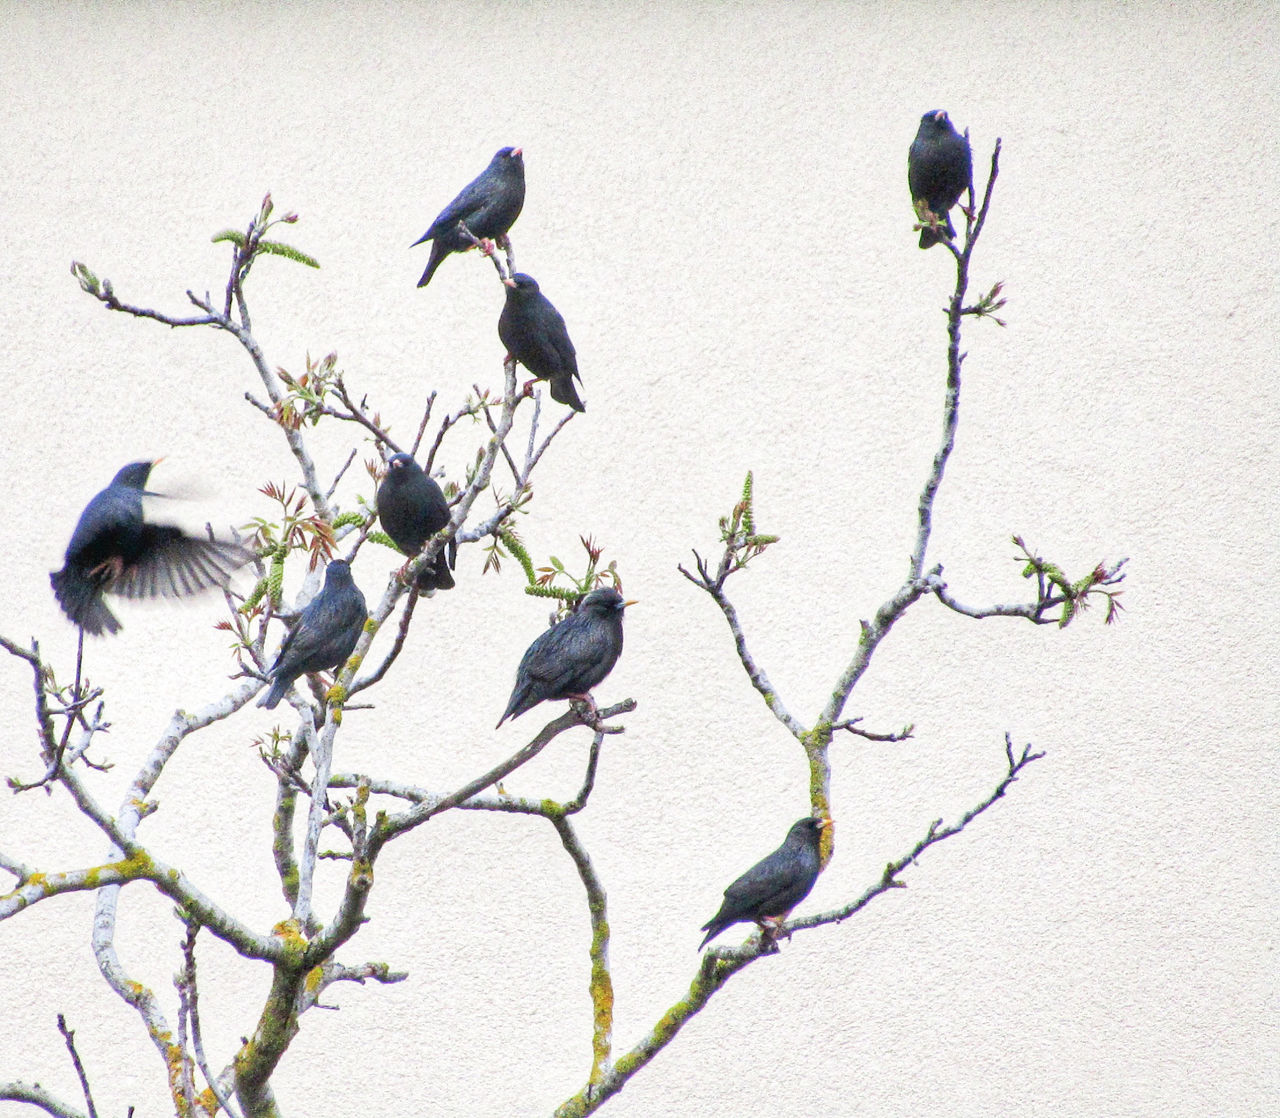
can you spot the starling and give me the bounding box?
[698,816,829,951]
[376,453,456,591]
[49,460,254,636]
[412,146,526,287]
[258,559,368,710]
[496,588,632,727]
[498,272,585,413]
[908,109,973,249]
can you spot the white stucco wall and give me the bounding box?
[0,3,1274,1115]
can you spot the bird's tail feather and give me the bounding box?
[697,920,726,952]
[550,377,586,413]
[258,679,288,710]
[50,569,120,636]
[918,213,956,249]
[416,243,447,288]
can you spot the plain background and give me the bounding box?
[0,3,1275,1115]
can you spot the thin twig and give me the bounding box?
[56,1014,98,1118]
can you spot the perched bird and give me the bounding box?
[698,816,829,951]
[376,453,456,591]
[498,272,585,412]
[49,460,254,637]
[258,559,368,710]
[496,587,632,727]
[908,109,973,249]
[412,146,526,287]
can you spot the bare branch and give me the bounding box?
[56,1015,98,1118]
[676,564,805,739]
[0,1081,87,1118]
[549,814,613,1092]
[831,717,915,743]
[371,699,636,849]
[349,590,418,695]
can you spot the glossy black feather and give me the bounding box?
[413,147,525,287]
[49,460,254,636]
[259,559,368,710]
[908,110,973,249]
[498,272,585,412]
[698,817,826,950]
[376,453,455,591]
[496,588,627,727]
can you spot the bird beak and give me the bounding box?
[512,147,523,157]
[817,816,832,829]
[623,599,639,608]
[503,277,517,287]
[934,110,947,123]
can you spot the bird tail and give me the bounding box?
[697,919,726,952]
[415,551,456,592]
[550,377,586,413]
[495,686,533,729]
[918,213,956,249]
[416,242,447,288]
[257,678,289,710]
[50,568,120,636]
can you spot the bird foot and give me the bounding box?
[757,916,791,949]
[395,558,418,585]
[567,692,601,726]
[520,378,538,399]
[478,237,497,258]
[89,555,125,582]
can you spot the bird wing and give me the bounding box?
[518,612,611,694]
[110,526,253,600]
[719,846,807,917]
[272,589,366,676]
[420,173,492,241]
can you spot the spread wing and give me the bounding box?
[112,526,254,600]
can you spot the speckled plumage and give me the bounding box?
[49,460,254,636]
[498,272,584,412]
[376,453,455,591]
[908,110,972,249]
[259,559,367,710]
[496,588,629,727]
[413,147,525,287]
[698,817,827,950]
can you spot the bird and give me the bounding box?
[49,460,254,636]
[412,146,526,288]
[908,109,973,249]
[698,816,829,951]
[496,587,633,727]
[375,453,456,591]
[498,272,585,412]
[258,559,368,710]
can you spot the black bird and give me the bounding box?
[496,588,632,727]
[412,146,526,287]
[498,272,585,412]
[376,453,456,591]
[698,816,829,951]
[908,109,973,249]
[258,559,368,710]
[50,460,254,636]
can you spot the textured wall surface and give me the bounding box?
[0,3,1275,1116]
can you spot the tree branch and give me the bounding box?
[553,733,1042,1116]
[0,1082,87,1118]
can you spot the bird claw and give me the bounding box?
[567,692,601,726]
[757,915,791,950]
